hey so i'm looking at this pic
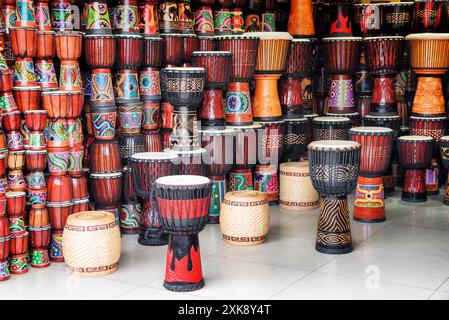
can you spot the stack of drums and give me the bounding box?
[83,1,122,221]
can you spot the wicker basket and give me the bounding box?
[220,191,269,246]
[63,211,121,276]
[279,161,319,212]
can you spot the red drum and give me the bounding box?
[71,175,89,201]
[409,116,447,151]
[9,232,29,274]
[47,201,73,230]
[36,30,55,59]
[161,33,184,66]
[285,38,317,79]
[349,127,394,223]
[55,31,83,61]
[46,175,73,203]
[41,91,72,120]
[197,36,215,51]
[256,121,284,165]
[0,155,6,176]
[398,135,434,202]
[23,110,48,131]
[6,191,26,216]
[73,198,89,213]
[7,150,25,171]
[154,175,212,292]
[122,166,138,203]
[2,111,21,132]
[182,34,198,64]
[9,27,37,58]
[12,86,42,112]
[83,34,116,69]
[25,150,47,171]
[89,172,123,208]
[143,129,163,152]
[67,91,84,119]
[0,216,10,281]
[116,34,143,69]
[89,140,121,173]
[28,207,51,268]
[129,151,178,245]
[142,36,163,68]
[228,124,261,169]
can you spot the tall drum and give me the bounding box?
[398,135,434,202]
[308,140,361,254]
[128,151,179,246]
[349,127,394,223]
[439,136,449,205]
[154,175,212,292]
[406,33,449,117]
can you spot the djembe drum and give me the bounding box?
[256,121,284,165]
[200,129,235,223]
[129,151,179,246]
[192,51,232,130]
[287,0,315,38]
[439,136,449,205]
[364,36,405,117]
[215,35,259,126]
[160,67,207,150]
[312,116,352,141]
[245,32,293,121]
[154,175,212,292]
[321,37,362,115]
[282,118,308,162]
[406,33,449,117]
[398,135,434,202]
[383,2,414,36]
[353,3,383,37]
[349,127,394,223]
[412,0,446,33]
[308,140,361,254]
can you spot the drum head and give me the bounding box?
[308,140,360,151]
[397,135,434,142]
[5,191,26,198]
[227,124,263,130]
[155,175,210,186]
[349,127,393,134]
[313,116,351,123]
[130,151,179,161]
[243,32,293,41]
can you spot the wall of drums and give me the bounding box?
[0,0,448,292]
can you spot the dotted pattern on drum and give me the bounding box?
[63,211,121,276]
[279,162,319,212]
[220,191,270,246]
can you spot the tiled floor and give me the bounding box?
[1,191,449,300]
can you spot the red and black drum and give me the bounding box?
[364,36,405,116]
[128,151,179,246]
[282,118,308,163]
[200,129,235,223]
[349,127,394,223]
[398,135,434,202]
[154,175,212,292]
[412,0,446,33]
[256,121,284,165]
[308,140,361,254]
[321,37,362,114]
[439,136,449,205]
[118,134,145,167]
[353,3,383,37]
[115,34,143,69]
[160,33,184,67]
[228,123,261,169]
[143,129,163,152]
[89,172,123,210]
[312,116,352,141]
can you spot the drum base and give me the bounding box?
[353,217,385,223]
[253,116,283,122]
[207,216,220,224]
[384,187,395,194]
[427,190,440,196]
[120,228,139,235]
[401,192,427,202]
[138,227,168,246]
[164,279,205,292]
[315,243,353,255]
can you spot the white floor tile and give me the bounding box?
[270,272,433,300]
[429,290,449,300]
[113,285,209,300]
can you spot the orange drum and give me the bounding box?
[46,175,73,203]
[288,0,315,38]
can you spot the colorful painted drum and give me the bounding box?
[279,161,319,212]
[90,69,115,106]
[6,131,25,151]
[14,58,37,87]
[288,0,315,37]
[89,105,117,140]
[114,2,140,34]
[118,103,143,135]
[45,120,69,147]
[158,1,180,33]
[139,0,159,35]
[47,145,69,176]
[220,190,269,246]
[50,0,75,31]
[312,116,352,141]
[59,60,82,91]
[120,202,140,234]
[154,175,212,291]
[142,102,160,130]
[49,230,64,261]
[35,1,52,31]
[140,67,161,102]
[114,69,140,104]
[0,216,11,281]
[9,231,29,274]
[194,6,214,35]
[34,59,58,90]
[253,165,279,205]
[349,127,394,223]
[129,151,178,245]
[214,9,232,35]
[84,0,113,35]
[225,81,253,126]
[308,140,361,254]
[398,135,434,202]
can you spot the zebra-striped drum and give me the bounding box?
[308,140,361,255]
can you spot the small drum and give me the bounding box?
[282,118,308,163]
[128,151,179,246]
[0,216,10,281]
[349,127,394,223]
[383,2,413,36]
[409,116,447,149]
[228,124,261,169]
[308,140,361,254]
[279,161,319,212]
[220,190,269,246]
[89,172,123,209]
[154,175,212,292]
[439,136,449,205]
[285,38,317,79]
[89,140,121,174]
[254,165,279,205]
[398,135,434,202]
[256,121,284,165]
[312,116,352,141]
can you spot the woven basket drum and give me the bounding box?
[279,161,319,212]
[63,211,121,276]
[220,191,270,246]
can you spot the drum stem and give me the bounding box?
[402,169,427,202]
[354,176,386,223]
[164,234,205,292]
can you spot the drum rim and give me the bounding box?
[380,1,414,6]
[321,36,363,41]
[36,30,56,35]
[162,67,207,73]
[115,34,144,39]
[308,140,361,150]
[409,116,448,121]
[41,90,72,96]
[214,35,259,40]
[73,198,90,204]
[166,147,207,155]
[199,128,236,135]
[227,124,263,130]
[10,231,29,239]
[55,30,83,36]
[313,116,351,123]
[440,135,449,141]
[46,201,74,207]
[9,27,38,31]
[5,191,26,198]
[224,190,267,201]
[364,36,405,41]
[12,86,41,91]
[130,151,179,161]
[143,36,163,41]
[280,161,309,169]
[406,33,449,40]
[397,135,435,142]
[364,115,401,120]
[243,31,293,41]
[89,172,123,178]
[283,118,309,123]
[304,113,319,119]
[9,149,25,154]
[254,120,284,125]
[160,33,189,38]
[349,126,394,134]
[192,51,232,56]
[82,34,116,39]
[23,110,48,115]
[3,110,21,116]
[155,175,211,186]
